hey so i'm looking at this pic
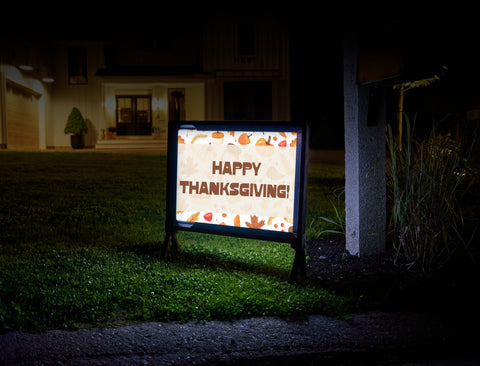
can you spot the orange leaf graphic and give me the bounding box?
[234,214,241,227]
[187,212,200,222]
[245,215,265,229]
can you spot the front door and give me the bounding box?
[116,95,152,136]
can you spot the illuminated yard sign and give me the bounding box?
[163,121,310,282]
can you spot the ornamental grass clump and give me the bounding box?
[386,116,477,274]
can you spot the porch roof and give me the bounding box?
[96,66,206,77]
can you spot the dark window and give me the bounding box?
[224,82,272,121]
[68,47,87,85]
[237,22,255,56]
[168,89,185,121]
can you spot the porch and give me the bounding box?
[95,136,167,154]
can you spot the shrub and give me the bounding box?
[386,116,477,274]
[64,107,88,135]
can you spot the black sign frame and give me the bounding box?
[162,121,309,283]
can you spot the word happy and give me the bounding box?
[212,161,261,176]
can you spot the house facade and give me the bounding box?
[0,16,290,151]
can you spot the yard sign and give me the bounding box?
[163,121,309,282]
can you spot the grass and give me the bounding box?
[0,151,346,331]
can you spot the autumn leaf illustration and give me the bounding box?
[180,156,199,176]
[187,212,200,222]
[234,214,241,227]
[245,215,265,229]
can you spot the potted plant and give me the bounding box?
[64,107,88,149]
[107,126,117,139]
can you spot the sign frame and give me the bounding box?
[162,120,309,282]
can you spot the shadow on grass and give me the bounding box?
[176,250,291,281]
[116,241,292,282]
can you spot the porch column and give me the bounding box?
[343,35,386,256]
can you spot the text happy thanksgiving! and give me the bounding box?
[179,161,290,199]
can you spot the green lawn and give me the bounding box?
[0,152,346,331]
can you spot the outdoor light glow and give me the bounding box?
[42,77,54,83]
[104,96,115,111]
[152,97,163,111]
[19,64,34,71]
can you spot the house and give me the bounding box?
[0,14,291,151]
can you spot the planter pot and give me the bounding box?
[70,134,85,149]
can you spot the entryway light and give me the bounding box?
[19,64,34,71]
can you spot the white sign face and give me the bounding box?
[176,129,298,232]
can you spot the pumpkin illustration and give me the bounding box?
[212,131,224,144]
[238,133,251,145]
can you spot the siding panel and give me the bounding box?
[6,83,39,149]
